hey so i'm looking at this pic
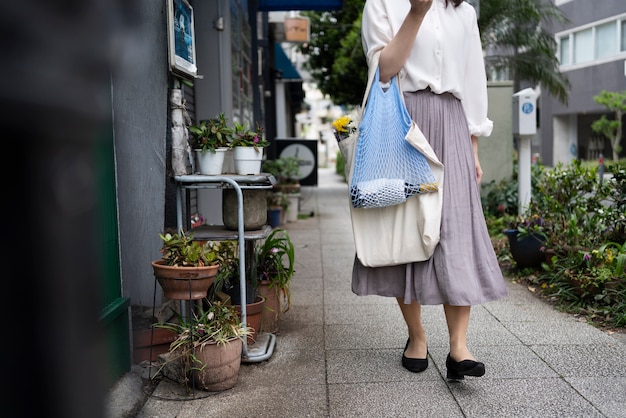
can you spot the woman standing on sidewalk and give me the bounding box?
[352,0,508,380]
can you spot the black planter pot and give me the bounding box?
[504,229,546,269]
[223,282,257,306]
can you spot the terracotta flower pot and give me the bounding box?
[192,338,243,392]
[132,327,177,363]
[233,295,266,345]
[257,280,280,334]
[151,260,219,300]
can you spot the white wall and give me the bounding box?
[553,114,578,165]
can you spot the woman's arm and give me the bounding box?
[471,135,483,184]
[378,0,432,82]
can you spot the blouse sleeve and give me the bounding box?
[462,8,493,138]
[361,0,391,67]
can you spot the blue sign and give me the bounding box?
[522,102,534,114]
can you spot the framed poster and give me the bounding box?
[167,0,197,79]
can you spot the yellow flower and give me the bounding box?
[331,115,357,142]
[332,116,352,134]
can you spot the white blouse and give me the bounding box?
[362,0,493,137]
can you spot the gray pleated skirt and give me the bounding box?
[351,88,508,306]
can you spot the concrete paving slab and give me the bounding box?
[325,323,409,350]
[566,377,626,418]
[292,257,324,278]
[531,344,626,377]
[324,303,404,325]
[323,272,356,288]
[502,320,618,345]
[329,380,463,417]
[326,348,441,384]
[142,381,329,418]
[323,289,394,305]
[269,324,325,352]
[179,383,328,417]
[288,288,323,307]
[447,378,603,417]
[481,296,574,322]
[279,303,324,327]
[238,348,326,386]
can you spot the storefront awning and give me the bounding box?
[259,0,344,11]
[274,43,301,81]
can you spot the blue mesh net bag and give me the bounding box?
[350,68,438,209]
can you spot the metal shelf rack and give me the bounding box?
[173,173,277,362]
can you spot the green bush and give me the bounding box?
[487,158,626,329]
[481,161,545,217]
[532,160,625,251]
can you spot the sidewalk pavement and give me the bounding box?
[106,167,626,418]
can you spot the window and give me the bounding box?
[230,0,253,126]
[574,28,593,64]
[559,36,570,65]
[557,14,626,69]
[596,22,616,59]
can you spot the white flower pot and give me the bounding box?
[286,193,300,223]
[195,148,227,175]
[233,146,264,175]
[222,148,235,174]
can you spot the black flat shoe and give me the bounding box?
[446,353,485,380]
[401,338,428,373]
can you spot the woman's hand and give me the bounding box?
[471,135,483,184]
[409,0,432,16]
[475,158,483,184]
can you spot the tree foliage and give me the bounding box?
[591,90,626,161]
[300,0,367,106]
[480,0,570,104]
[300,0,570,106]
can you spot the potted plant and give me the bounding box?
[206,240,266,345]
[229,121,269,175]
[152,299,252,392]
[254,228,295,333]
[266,191,288,228]
[504,212,546,269]
[188,113,234,175]
[151,230,221,300]
[262,156,301,193]
[262,157,302,222]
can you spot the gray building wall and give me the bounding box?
[113,1,170,306]
[193,0,235,226]
[541,0,626,165]
[195,0,234,120]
